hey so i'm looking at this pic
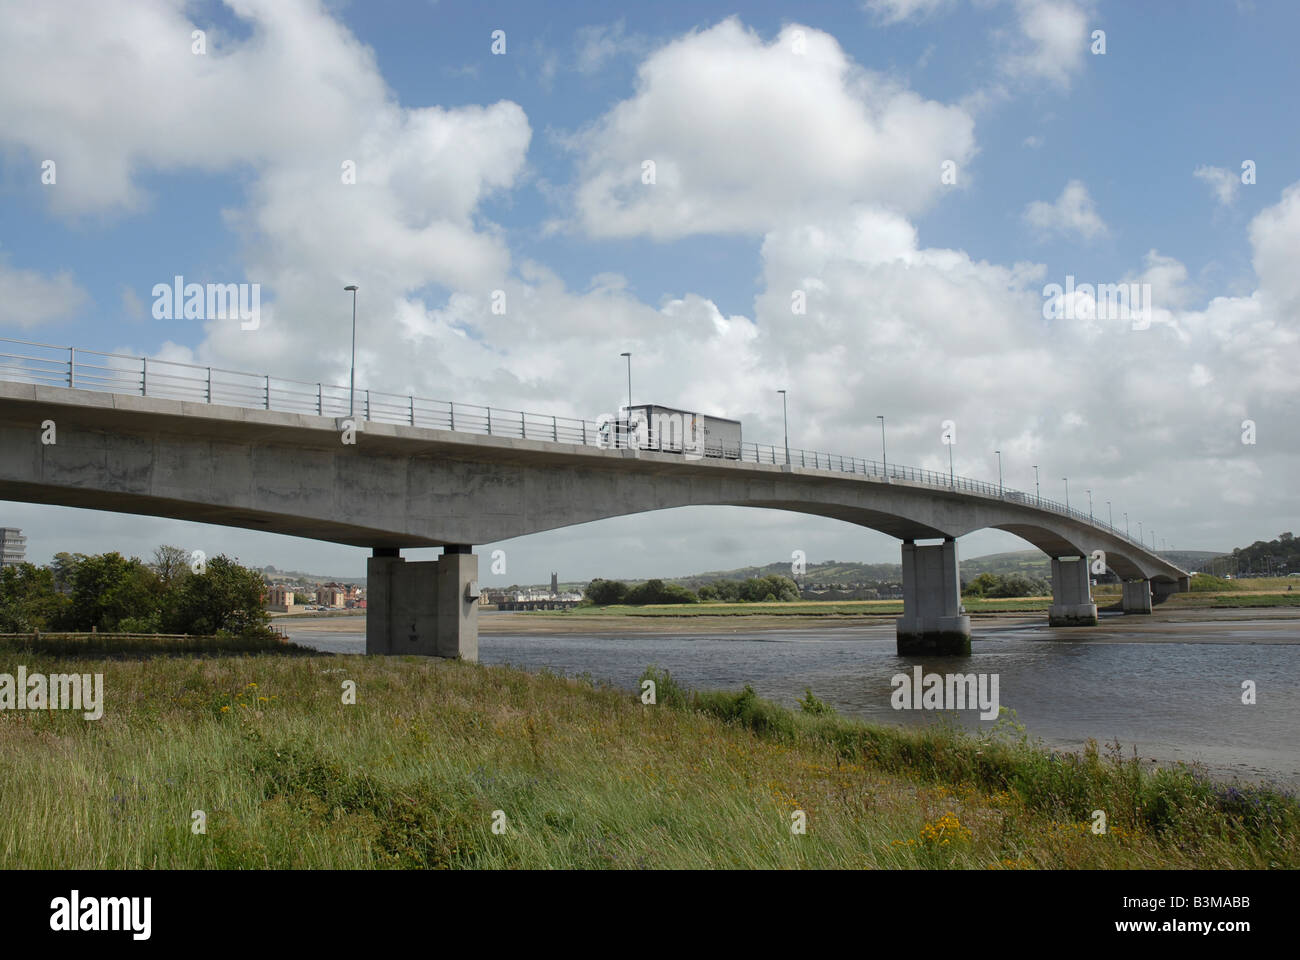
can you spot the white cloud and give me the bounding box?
[1024,179,1108,241]
[570,18,976,239]
[1249,181,1300,314]
[575,21,644,74]
[1000,0,1092,89]
[1193,164,1240,207]
[864,0,957,24]
[0,257,88,329]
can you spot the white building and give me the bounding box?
[0,528,26,568]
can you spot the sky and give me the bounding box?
[1,0,1297,585]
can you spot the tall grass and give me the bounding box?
[0,645,1293,868]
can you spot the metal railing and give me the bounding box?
[0,336,1162,558]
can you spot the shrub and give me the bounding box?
[797,688,834,716]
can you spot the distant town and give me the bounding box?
[260,566,583,613]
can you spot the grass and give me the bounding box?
[0,637,1294,869]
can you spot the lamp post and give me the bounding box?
[1138,520,1143,543]
[619,352,631,448]
[777,389,789,464]
[1086,489,1093,524]
[947,438,954,488]
[1124,512,1129,537]
[995,450,1003,497]
[1063,476,1070,512]
[344,285,358,418]
[1106,499,1113,530]
[877,415,887,478]
[1033,465,1040,505]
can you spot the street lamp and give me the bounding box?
[1138,520,1143,543]
[344,285,358,418]
[1063,477,1070,512]
[1106,499,1113,530]
[1124,512,1129,537]
[995,450,1003,497]
[947,436,954,488]
[619,352,631,447]
[1033,465,1040,505]
[776,389,789,464]
[877,415,887,478]
[1086,489,1093,524]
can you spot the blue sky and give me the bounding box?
[1,0,1297,582]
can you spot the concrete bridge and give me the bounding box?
[0,339,1189,660]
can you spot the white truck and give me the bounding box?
[598,403,742,460]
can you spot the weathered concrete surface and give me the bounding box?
[1122,579,1154,614]
[896,538,970,655]
[365,548,479,660]
[1049,556,1099,626]
[0,381,1191,587]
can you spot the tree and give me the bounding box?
[161,554,271,636]
[963,572,1050,598]
[583,579,629,606]
[150,544,191,586]
[0,563,70,632]
[48,552,88,594]
[64,552,162,631]
[625,579,698,605]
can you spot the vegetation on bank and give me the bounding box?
[962,573,1051,599]
[582,574,801,606]
[0,641,1292,869]
[0,547,276,640]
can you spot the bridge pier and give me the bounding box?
[1151,576,1190,604]
[365,546,480,660]
[1048,556,1098,626]
[1122,579,1153,614]
[896,538,971,655]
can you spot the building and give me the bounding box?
[317,585,346,608]
[0,528,26,568]
[265,584,296,613]
[550,571,558,596]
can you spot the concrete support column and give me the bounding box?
[436,545,480,660]
[1121,579,1153,614]
[1048,556,1098,626]
[896,538,971,655]
[365,546,480,660]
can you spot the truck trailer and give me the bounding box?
[599,404,742,460]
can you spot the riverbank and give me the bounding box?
[491,590,1300,619]
[0,643,1293,868]
[480,606,1300,638]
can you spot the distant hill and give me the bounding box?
[260,565,365,586]
[655,548,1226,590]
